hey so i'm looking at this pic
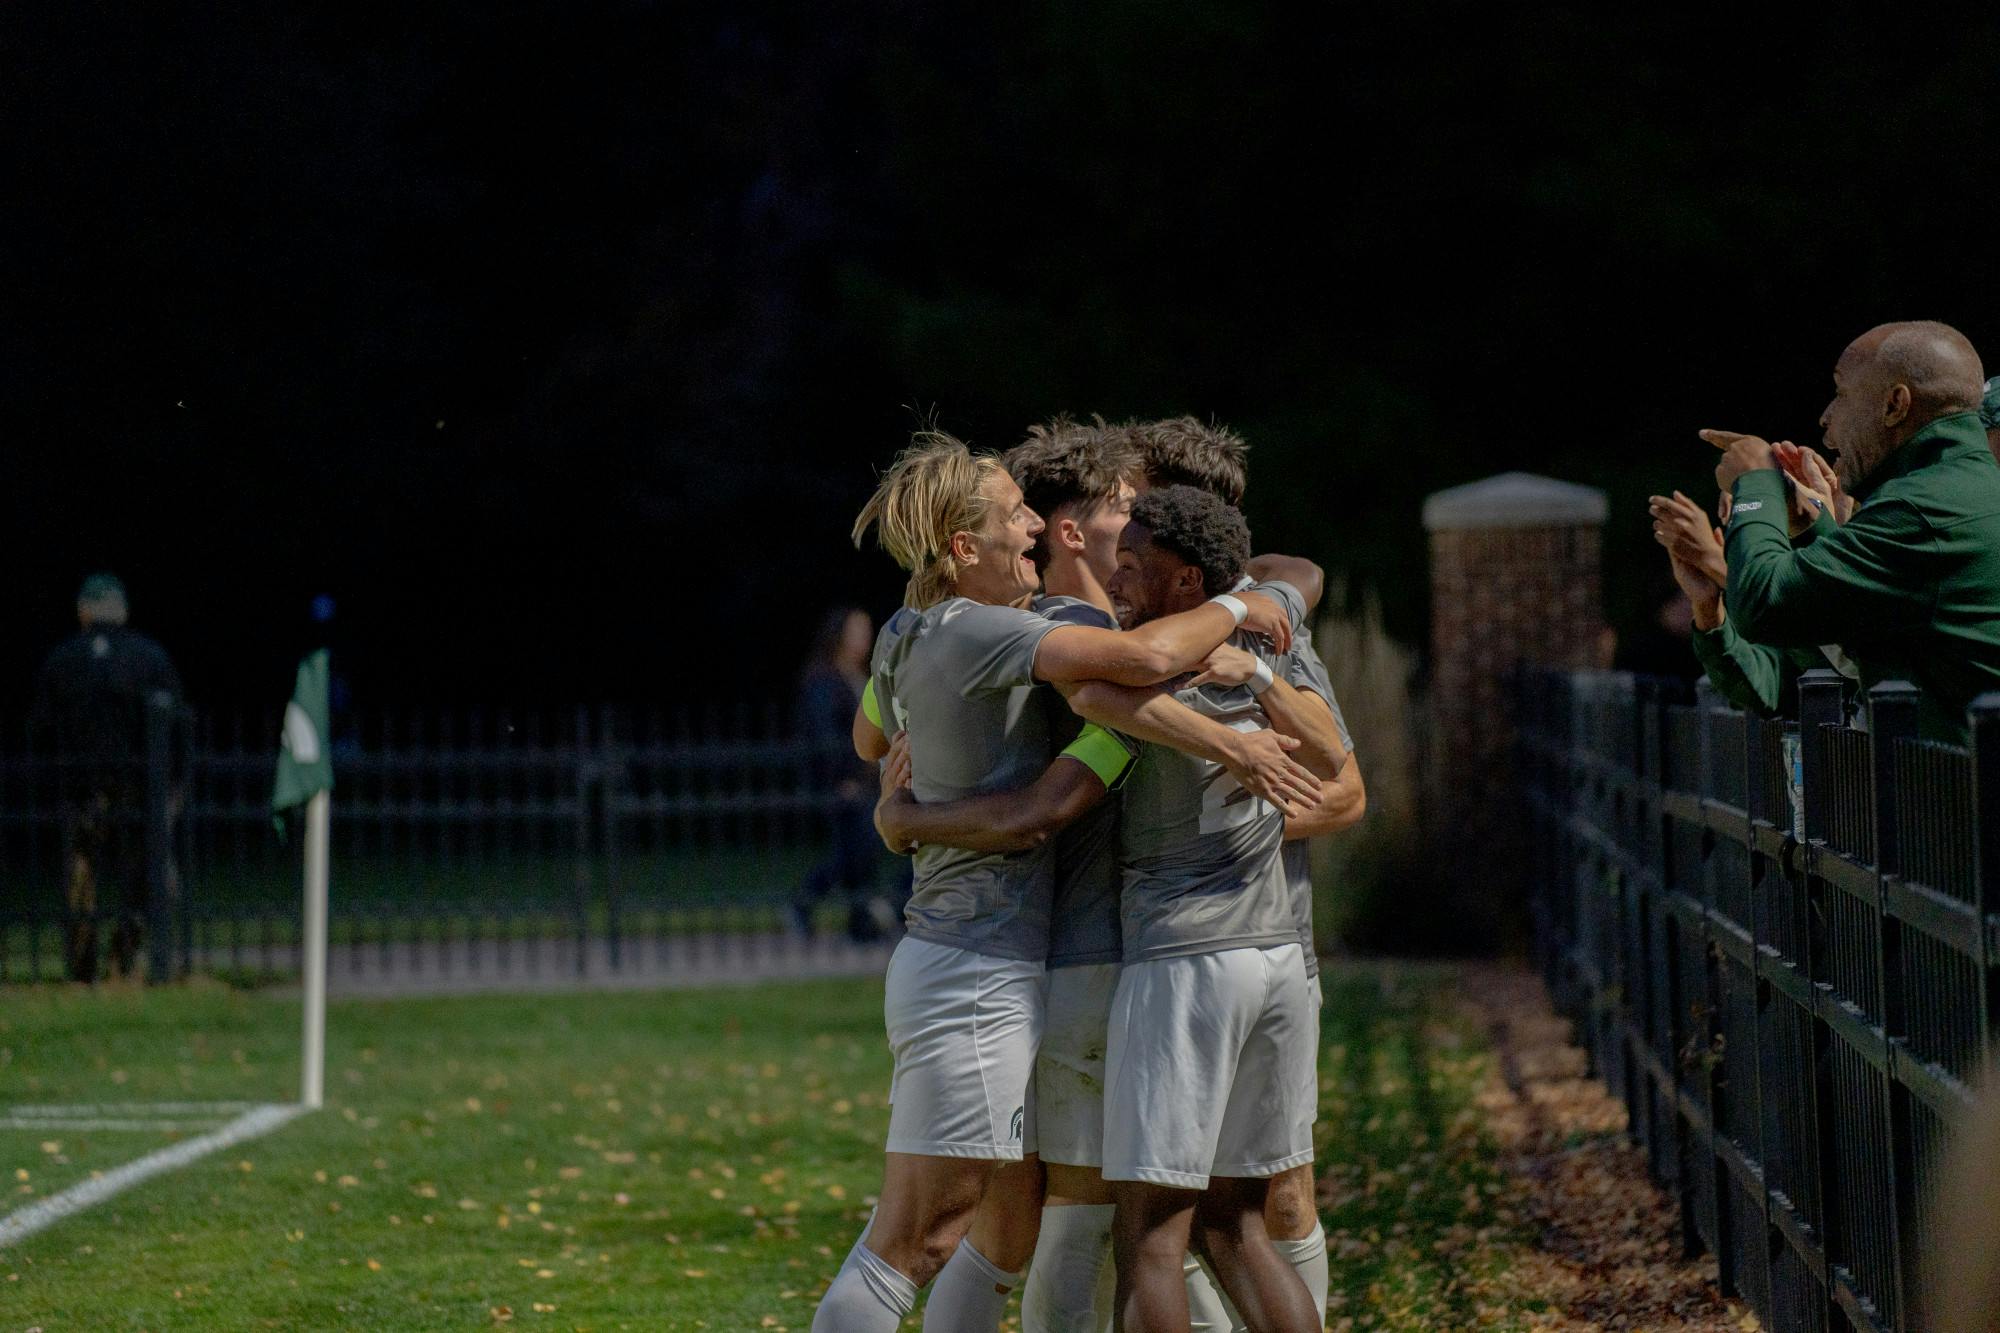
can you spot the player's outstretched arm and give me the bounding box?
[1287,751,1366,840]
[1187,645,1345,778]
[1246,554,1324,614]
[871,732,1115,854]
[1061,681,1323,818]
[1032,591,1292,688]
[1255,675,1346,778]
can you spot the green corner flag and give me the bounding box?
[273,649,335,817]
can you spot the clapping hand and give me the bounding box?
[1701,429,1778,492]
[1648,491,1727,630]
[1773,441,1851,525]
[1648,491,1726,588]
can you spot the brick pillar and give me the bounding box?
[1423,472,1608,943]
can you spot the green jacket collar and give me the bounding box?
[1851,410,1988,501]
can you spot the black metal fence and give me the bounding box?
[1523,669,2000,1333]
[0,702,900,987]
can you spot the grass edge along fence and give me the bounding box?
[1521,668,2000,1333]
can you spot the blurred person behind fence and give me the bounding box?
[789,605,895,942]
[27,574,186,981]
[1708,320,2000,742]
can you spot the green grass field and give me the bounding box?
[0,962,1537,1331]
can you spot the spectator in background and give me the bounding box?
[789,605,893,942]
[28,574,186,981]
[309,593,361,761]
[1709,320,2000,742]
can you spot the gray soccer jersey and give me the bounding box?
[867,606,921,729]
[1117,584,1308,964]
[1033,595,1124,969]
[1279,633,1354,979]
[872,597,1067,961]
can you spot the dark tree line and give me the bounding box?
[6,2,1998,707]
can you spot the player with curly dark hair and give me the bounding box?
[1127,435,1365,1329]
[1109,485,1252,625]
[1086,482,1347,1331]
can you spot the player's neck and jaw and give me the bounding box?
[1041,482,1133,619]
[956,549,1031,607]
[1041,528,1116,618]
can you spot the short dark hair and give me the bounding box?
[1005,416,1139,571]
[1129,416,1248,505]
[1127,484,1251,598]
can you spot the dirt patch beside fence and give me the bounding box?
[1449,963,1754,1332]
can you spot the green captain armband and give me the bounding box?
[861,677,882,728]
[1062,723,1136,791]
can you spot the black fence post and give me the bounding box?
[1968,692,2000,1059]
[600,703,622,975]
[1869,681,1920,1333]
[1797,669,1846,1332]
[1798,671,1843,847]
[573,705,592,978]
[1689,676,1728,1271]
[143,692,174,984]
[1632,676,1663,1153]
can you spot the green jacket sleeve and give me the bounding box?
[1791,507,1840,549]
[1724,469,1938,648]
[1690,617,1791,716]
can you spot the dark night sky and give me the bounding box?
[7,3,2000,715]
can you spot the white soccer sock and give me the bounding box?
[1273,1224,1329,1326]
[1020,1203,1115,1333]
[922,1237,1021,1332]
[1184,1252,1235,1332]
[812,1238,916,1333]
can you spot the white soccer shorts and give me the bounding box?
[1024,961,1118,1167]
[1102,943,1316,1188]
[882,936,1045,1160]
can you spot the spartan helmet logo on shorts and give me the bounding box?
[1009,1106,1024,1142]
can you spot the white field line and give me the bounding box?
[0,1103,309,1250]
[3,1102,258,1118]
[0,1119,233,1133]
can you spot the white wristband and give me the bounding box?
[1210,593,1249,626]
[1246,659,1275,695]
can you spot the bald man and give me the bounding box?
[1709,320,2000,741]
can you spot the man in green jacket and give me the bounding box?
[1709,320,2000,743]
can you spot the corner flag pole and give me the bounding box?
[301,789,330,1109]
